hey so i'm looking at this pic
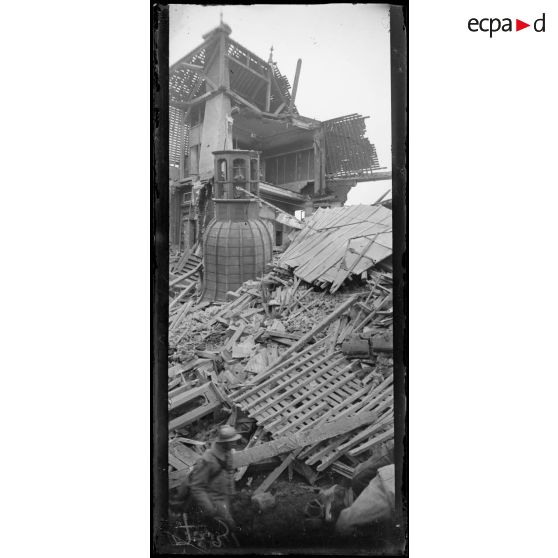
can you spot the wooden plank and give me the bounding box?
[234,426,264,482]
[300,387,392,463]
[169,264,202,287]
[185,88,221,108]
[169,454,189,471]
[169,300,194,332]
[348,427,395,457]
[254,450,301,495]
[353,292,393,331]
[330,234,378,294]
[225,89,263,116]
[273,101,286,115]
[270,294,359,367]
[265,66,272,111]
[169,284,194,311]
[289,59,302,112]
[292,459,319,485]
[224,323,246,352]
[232,411,377,469]
[315,413,393,471]
[279,384,370,442]
[170,443,200,467]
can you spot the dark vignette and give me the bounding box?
[152,2,409,555]
[390,3,409,556]
[152,3,170,555]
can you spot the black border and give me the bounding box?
[152,3,170,553]
[152,3,408,555]
[390,4,409,555]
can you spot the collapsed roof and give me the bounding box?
[278,205,392,291]
[170,23,296,116]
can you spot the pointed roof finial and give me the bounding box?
[220,10,223,24]
[268,45,274,64]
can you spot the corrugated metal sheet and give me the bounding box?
[278,205,392,291]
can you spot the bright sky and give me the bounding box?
[169,4,392,205]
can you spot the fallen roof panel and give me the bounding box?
[278,205,392,290]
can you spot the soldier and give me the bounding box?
[172,425,241,532]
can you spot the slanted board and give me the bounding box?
[170,442,201,466]
[232,410,376,469]
[169,454,189,471]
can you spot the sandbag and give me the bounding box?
[335,464,395,535]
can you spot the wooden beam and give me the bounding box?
[289,59,302,113]
[265,65,272,112]
[232,411,377,469]
[273,102,286,115]
[170,100,189,111]
[180,62,204,72]
[348,427,395,457]
[234,426,264,482]
[224,89,262,116]
[269,294,359,367]
[185,88,222,109]
[169,263,202,287]
[254,451,300,495]
[218,31,226,87]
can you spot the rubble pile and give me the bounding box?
[167,259,394,496]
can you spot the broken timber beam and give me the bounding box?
[254,451,300,495]
[270,294,359,367]
[169,263,202,287]
[232,410,376,469]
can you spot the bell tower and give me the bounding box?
[201,150,273,301]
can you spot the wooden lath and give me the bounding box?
[323,114,381,178]
[231,339,394,472]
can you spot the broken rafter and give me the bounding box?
[273,102,286,115]
[169,263,202,287]
[224,89,263,116]
[232,411,379,469]
[289,59,302,113]
[270,294,359,367]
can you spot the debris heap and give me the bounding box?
[167,205,394,499]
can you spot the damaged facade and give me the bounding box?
[169,22,390,253]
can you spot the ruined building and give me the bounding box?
[169,22,390,253]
